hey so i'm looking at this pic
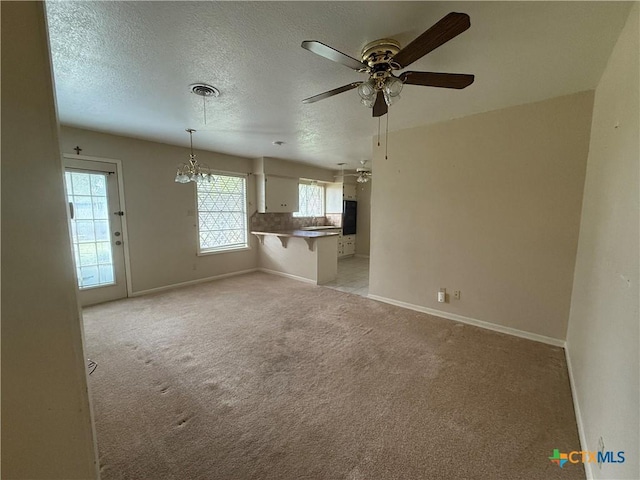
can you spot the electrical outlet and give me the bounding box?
[598,437,605,469]
[438,288,446,303]
[454,290,461,300]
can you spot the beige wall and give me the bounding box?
[369,91,594,340]
[60,127,259,293]
[355,180,371,256]
[566,5,639,479]
[1,2,98,478]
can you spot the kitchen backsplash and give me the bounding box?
[325,213,342,227]
[250,212,341,231]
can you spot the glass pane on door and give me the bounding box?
[65,171,115,289]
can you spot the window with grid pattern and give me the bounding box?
[64,171,115,289]
[293,183,324,217]
[196,174,248,253]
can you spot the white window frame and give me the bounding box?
[293,181,325,218]
[195,172,250,256]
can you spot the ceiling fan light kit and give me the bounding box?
[357,75,403,108]
[301,12,475,117]
[356,39,405,108]
[356,173,371,184]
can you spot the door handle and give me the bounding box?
[68,202,74,219]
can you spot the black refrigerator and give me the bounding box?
[343,200,357,235]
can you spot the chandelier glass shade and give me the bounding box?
[175,129,213,184]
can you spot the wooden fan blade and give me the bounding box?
[393,12,470,68]
[372,91,387,117]
[301,41,366,71]
[302,82,362,104]
[400,71,474,89]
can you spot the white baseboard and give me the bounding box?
[367,293,565,347]
[565,344,592,479]
[130,268,259,297]
[258,268,316,285]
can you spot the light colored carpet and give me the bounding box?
[83,272,584,479]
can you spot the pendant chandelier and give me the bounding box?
[175,129,213,184]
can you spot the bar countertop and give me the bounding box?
[250,229,339,238]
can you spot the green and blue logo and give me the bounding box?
[549,449,568,467]
[549,448,625,468]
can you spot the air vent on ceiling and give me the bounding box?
[189,83,220,97]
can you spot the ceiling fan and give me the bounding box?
[301,12,474,117]
[338,161,372,183]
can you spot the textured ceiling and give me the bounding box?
[45,1,632,170]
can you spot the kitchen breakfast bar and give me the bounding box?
[251,229,338,285]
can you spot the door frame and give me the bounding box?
[63,154,133,298]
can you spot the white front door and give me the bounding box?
[64,158,128,306]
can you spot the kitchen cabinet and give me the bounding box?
[342,234,356,256]
[343,184,357,200]
[256,174,299,213]
[322,228,349,257]
[319,227,356,257]
[334,230,343,257]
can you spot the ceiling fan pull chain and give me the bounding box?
[385,111,389,160]
[377,117,381,146]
